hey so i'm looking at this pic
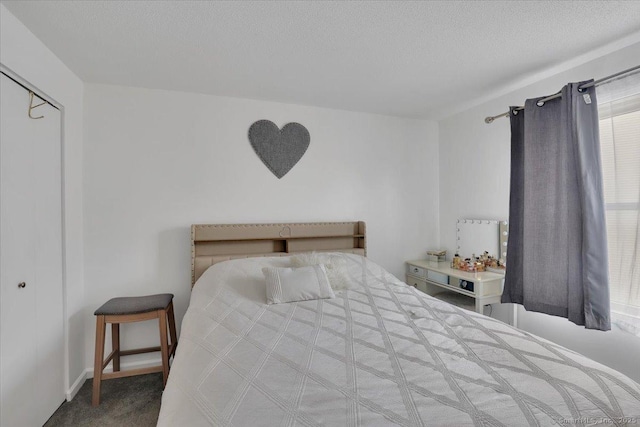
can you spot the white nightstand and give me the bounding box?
[406,259,504,313]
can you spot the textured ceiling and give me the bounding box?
[3,1,640,119]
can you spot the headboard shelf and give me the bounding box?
[195,234,365,242]
[191,221,366,285]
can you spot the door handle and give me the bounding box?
[18,282,26,289]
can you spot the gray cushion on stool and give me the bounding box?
[94,294,174,316]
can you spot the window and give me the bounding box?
[597,79,640,336]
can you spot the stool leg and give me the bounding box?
[111,323,120,372]
[92,315,106,406]
[167,302,178,358]
[158,309,170,386]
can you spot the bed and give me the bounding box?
[157,222,640,426]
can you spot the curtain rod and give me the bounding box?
[484,64,640,124]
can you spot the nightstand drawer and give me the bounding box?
[407,264,426,278]
[406,276,428,293]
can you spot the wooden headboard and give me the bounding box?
[191,221,367,285]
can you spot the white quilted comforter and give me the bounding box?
[157,254,640,426]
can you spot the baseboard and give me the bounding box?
[85,356,163,379]
[66,369,87,401]
[65,357,163,401]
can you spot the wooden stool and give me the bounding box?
[92,293,177,406]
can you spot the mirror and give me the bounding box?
[456,219,508,263]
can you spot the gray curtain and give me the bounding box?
[502,80,611,331]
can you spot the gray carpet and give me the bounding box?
[45,373,163,427]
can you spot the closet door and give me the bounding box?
[0,74,64,426]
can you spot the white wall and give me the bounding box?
[83,84,439,371]
[439,42,640,383]
[0,5,86,398]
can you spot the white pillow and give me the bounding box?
[262,265,335,305]
[290,252,354,291]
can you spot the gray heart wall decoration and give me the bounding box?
[248,120,310,179]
